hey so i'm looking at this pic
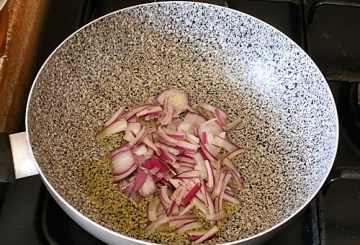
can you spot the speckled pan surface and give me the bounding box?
[27,2,338,244]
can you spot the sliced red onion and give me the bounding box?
[203,144,221,160]
[160,150,177,165]
[111,149,136,175]
[187,231,214,241]
[113,164,137,183]
[204,160,214,188]
[127,115,137,123]
[214,108,227,127]
[212,171,225,197]
[205,210,227,221]
[224,185,235,196]
[166,200,176,216]
[133,144,148,156]
[100,119,127,136]
[168,218,197,230]
[175,186,188,206]
[185,131,200,144]
[104,106,125,127]
[183,111,207,126]
[158,127,178,145]
[194,226,219,244]
[136,105,163,118]
[176,141,199,154]
[193,153,207,179]
[223,193,242,205]
[128,126,147,147]
[214,135,238,153]
[176,154,195,164]
[127,122,142,135]
[223,157,243,187]
[156,89,189,108]
[176,221,203,234]
[168,178,183,189]
[162,128,186,141]
[226,148,246,160]
[177,166,194,173]
[124,169,147,197]
[125,104,152,120]
[104,90,245,243]
[171,204,181,216]
[177,122,193,135]
[142,157,170,174]
[174,170,200,179]
[178,162,196,169]
[224,117,242,131]
[159,185,172,208]
[205,192,216,226]
[123,129,135,142]
[191,197,209,215]
[200,104,228,118]
[154,142,181,155]
[200,145,215,162]
[171,214,198,221]
[143,136,161,156]
[182,182,202,206]
[170,185,185,200]
[198,118,223,137]
[138,174,157,197]
[179,202,195,216]
[109,145,130,159]
[145,215,171,236]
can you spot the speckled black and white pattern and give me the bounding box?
[26,2,338,244]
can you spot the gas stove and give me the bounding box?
[0,0,359,244]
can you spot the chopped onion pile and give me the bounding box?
[101,89,245,243]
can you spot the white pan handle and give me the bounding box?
[0,132,38,182]
[9,132,39,179]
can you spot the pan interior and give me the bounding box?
[27,2,337,244]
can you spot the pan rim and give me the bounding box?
[25,1,339,244]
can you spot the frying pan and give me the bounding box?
[1,2,338,245]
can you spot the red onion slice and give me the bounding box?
[156,89,189,109]
[183,111,207,126]
[162,128,186,141]
[124,169,147,197]
[113,164,137,183]
[223,157,244,187]
[136,105,163,118]
[124,104,152,120]
[225,147,246,160]
[154,142,181,155]
[128,126,147,147]
[174,170,201,179]
[104,106,125,127]
[99,119,127,136]
[194,226,219,244]
[158,127,178,145]
[142,157,170,174]
[145,216,171,236]
[168,218,197,229]
[111,149,135,175]
[204,160,214,188]
[223,193,242,205]
[176,221,203,234]
[214,135,238,153]
[205,210,227,221]
[138,174,157,197]
[224,117,242,131]
[181,182,202,206]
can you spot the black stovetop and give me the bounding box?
[0,1,359,244]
